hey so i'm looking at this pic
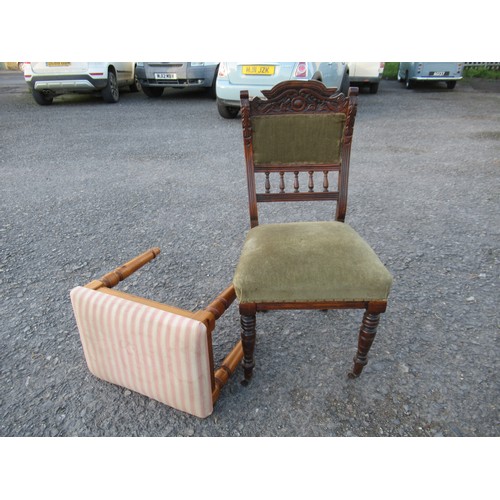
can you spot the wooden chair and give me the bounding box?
[233,80,393,383]
[70,248,243,418]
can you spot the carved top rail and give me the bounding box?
[263,80,351,109]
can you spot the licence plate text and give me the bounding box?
[242,65,275,75]
[155,73,176,79]
[430,71,449,76]
[46,62,70,67]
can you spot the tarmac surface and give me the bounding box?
[0,70,498,437]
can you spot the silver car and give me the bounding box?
[215,62,350,118]
[135,62,219,98]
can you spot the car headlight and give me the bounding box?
[190,62,205,67]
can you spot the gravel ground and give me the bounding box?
[0,71,498,437]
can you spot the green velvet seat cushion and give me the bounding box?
[233,221,393,304]
[251,114,346,165]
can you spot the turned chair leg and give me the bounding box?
[240,314,256,385]
[348,310,380,379]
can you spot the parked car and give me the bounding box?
[397,62,464,89]
[215,62,350,118]
[135,62,219,98]
[23,62,139,105]
[347,62,384,94]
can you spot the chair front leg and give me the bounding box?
[240,311,256,385]
[348,310,380,378]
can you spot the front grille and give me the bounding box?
[148,63,183,68]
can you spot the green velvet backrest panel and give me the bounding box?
[251,113,346,165]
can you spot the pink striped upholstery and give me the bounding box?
[70,286,213,418]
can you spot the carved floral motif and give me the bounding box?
[249,80,354,116]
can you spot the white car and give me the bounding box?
[23,62,140,105]
[347,62,385,94]
[215,62,350,118]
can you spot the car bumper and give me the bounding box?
[349,76,382,84]
[216,80,275,107]
[136,65,213,88]
[411,76,463,81]
[26,74,108,92]
[138,78,208,88]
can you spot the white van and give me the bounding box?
[347,62,385,93]
[135,62,219,98]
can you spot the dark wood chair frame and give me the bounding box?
[84,248,243,405]
[238,80,388,382]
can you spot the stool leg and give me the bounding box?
[240,313,256,384]
[349,311,380,378]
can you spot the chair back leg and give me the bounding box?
[348,311,380,378]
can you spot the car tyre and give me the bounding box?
[217,99,239,119]
[32,90,53,105]
[405,71,413,89]
[142,86,164,98]
[102,69,120,103]
[446,81,457,90]
[130,70,141,92]
[370,82,379,94]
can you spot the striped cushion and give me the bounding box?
[70,286,213,418]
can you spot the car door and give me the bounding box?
[113,62,133,84]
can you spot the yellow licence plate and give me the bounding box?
[242,65,275,75]
[46,62,70,67]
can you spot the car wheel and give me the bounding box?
[32,90,53,105]
[217,99,239,119]
[102,69,119,103]
[142,86,164,98]
[405,71,413,89]
[369,82,379,94]
[130,70,141,92]
[446,81,457,90]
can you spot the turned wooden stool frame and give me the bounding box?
[80,247,243,409]
[235,80,391,383]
